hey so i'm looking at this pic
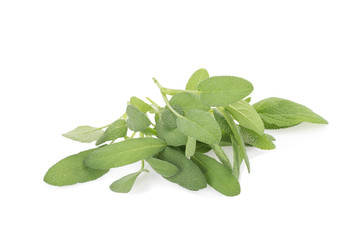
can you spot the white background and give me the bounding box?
[1,0,359,239]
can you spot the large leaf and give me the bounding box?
[158,147,207,191]
[62,126,104,143]
[176,110,221,145]
[96,119,127,146]
[126,104,151,131]
[110,170,147,193]
[185,68,209,90]
[155,118,187,146]
[240,127,276,150]
[130,96,153,113]
[191,153,241,196]
[169,92,210,113]
[44,149,108,186]
[225,100,264,135]
[85,138,166,170]
[253,97,328,129]
[197,76,253,107]
[146,157,179,177]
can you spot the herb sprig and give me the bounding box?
[44,69,328,196]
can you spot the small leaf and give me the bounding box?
[225,100,264,135]
[44,149,109,186]
[110,171,144,193]
[130,96,153,113]
[169,92,210,113]
[141,127,157,136]
[240,127,276,150]
[253,97,328,129]
[245,97,251,103]
[160,109,177,129]
[62,126,104,143]
[185,137,196,157]
[146,157,179,177]
[186,68,209,90]
[158,147,207,191]
[191,153,241,196]
[85,138,166,170]
[96,119,127,146]
[176,110,221,145]
[210,144,232,171]
[126,104,151,131]
[155,118,187,146]
[197,76,253,107]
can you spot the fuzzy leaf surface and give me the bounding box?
[185,68,209,90]
[185,137,196,157]
[126,104,151,131]
[109,171,142,193]
[155,119,187,146]
[146,157,179,177]
[130,96,153,113]
[240,128,276,150]
[62,126,104,143]
[169,92,210,113]
[96,119,127,145]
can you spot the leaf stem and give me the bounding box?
[152,77,200,95]
[153,78,182,118]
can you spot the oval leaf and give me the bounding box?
[155,119,187,146]
[85,138,166,170]
[191,153,241,196]
[197,76,253,107]
[225,100,264,135]
[186,68,209,90]
[169,92,210,113]
[126,104,151,131]
[62,126,104,143]
[253,97,328,129]
[158,147,207,191]
[176,110,221,145]
[241,127,276,150]
[146,157,179,177]
[96,119,127,146]
[110,171,142,193]
[185,137,196,157]
[130,96,153,113]
[160,108,177,129]
[44,149,109,186]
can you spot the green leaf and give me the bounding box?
[186,68,209,90]
[160,109,177,129]
[230,135,242,179]
[213,108,232,134]
[169,92,210,113]
[126,104,151,132]
[158,147,207,191]
[62,126,104,143]
[225,100,264,135]
[155,118,187,146]
[210,144,232,171]
[253,97,328,129]
[197,76,253,107]
[85,138,166,170]
[141,127,157,136]
[176,110,221,145]
[44,149,109,186]
[130,96,153,113]
[96,119,127,146]
[185,137,196,157]
[146,157,179,177]
[110,170,146,193]
[240,128,276,150]
[195,142,212,153]
[245,97,251,103]
[191,153,240,196]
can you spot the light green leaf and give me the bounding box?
[230,135,242,179]
[126,104,151,131]
[245,97,251,103]
[141,127,157,136]
[225,100,264,135]
[146,157,179,177]
[197,76,253,107]
[130,96,153,113]
[191,153,240,196]
[160,109,177,129]
[213,108,232,134]
[185,137,196,158]
[158,147,207,191]
[240,127,276,150]
[110,170,146,193]
[210,144,232,171]
[44,149,109,186]
[253,97,328,129]
[176,110,221,145]
[186,68,209,90]
[155,119,187,146]
[96,119,127,146]
[85,138,166,170]
[169,92,210,113]
[62,126,104,143]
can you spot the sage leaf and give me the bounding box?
[185,137,196,158]
[110,170,147,193]
[169,92,210,113]
[191,153,241,196]
[210,144,232,171]
[240,127,276,150]
[225,100,264,135]
[85,138,166,170]
[146,157,179,177]
[62,126,104,143]
[176,110,221,145]
[253,97,328,129]
[130,96,153,113]
[126,104,151,131]
[160,108,177,129]
[44,149,109,186]
[96,119,127,146]
[141,127,157,136]
[155,118,187,146]
[213,108,232,134]
[158,147,207,191]
[186,68,209,90]
[230,135,242,179]
[197,76,253,107]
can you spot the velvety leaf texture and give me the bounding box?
[85,138,166,170]
[169,92,210,113]
[146,157,179,177]
[126,104,151,131]
[185,137,196,157]
[240,128,276,150]
[62,126,104,143]
[253,97,328,129]
[197,76,254,107]
[160,109,177,129]
[44,149,109,186]
[213,108,232,134]
[155,118,187,146]
[96,119,127,146]
[110,171,142,193]
[130,96,153,113]
[185,68,209,90]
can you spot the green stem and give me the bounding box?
[152,77,200,95]
[210,144,232,171]
[153,78,182,118]
[130,131,137,138]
